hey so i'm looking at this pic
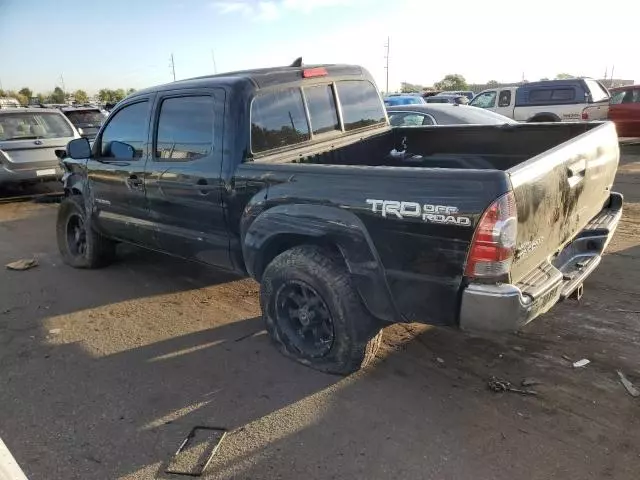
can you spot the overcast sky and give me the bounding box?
[1,0,637,94]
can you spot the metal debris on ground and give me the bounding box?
[165,426,227,477]
[435,357,445,365]
[521,378,542,387]
[487,376,538,396]
[617,371,640,398]
[573,359,590,368]
[5,258,38,271]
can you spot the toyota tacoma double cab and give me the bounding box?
[58,62,622,374]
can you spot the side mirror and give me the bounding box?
[110,141,135,159]
[67,138,91,159]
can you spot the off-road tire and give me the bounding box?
[260,245,383,375]
[57,195,115,268]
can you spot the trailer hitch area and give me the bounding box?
[571,283,584,301]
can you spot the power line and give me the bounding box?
[384,37,390,93]
[169,53,176,81]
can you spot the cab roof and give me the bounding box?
[130,63,367,98]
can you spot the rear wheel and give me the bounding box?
[57,196,115,268]
[260,245,383,375]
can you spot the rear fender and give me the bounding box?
[242,204,399,323]
[528,112,562,122]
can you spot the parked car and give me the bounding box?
[0,108,79,185]
[387,104,516,127]
[470,78,610,122]
[436,90,475,101]
[608,85,640,137]
[425,95,468,105]
[383,94,426,106]
[61,106,107,140]
[58,62,621,375]
[0,97,21,109]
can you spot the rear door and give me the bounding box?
[88,97,156,245]
[0,111,76,176]
[507,122,619,283]
[144,89,231,269]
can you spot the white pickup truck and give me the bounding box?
[470,78,610,122]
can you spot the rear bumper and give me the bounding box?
[459,192,623,332]
[0,165,63,184]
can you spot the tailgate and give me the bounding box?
[508,122,619,283]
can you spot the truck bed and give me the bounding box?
[273,122,601,172]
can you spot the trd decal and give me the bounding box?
[366,199,471,226]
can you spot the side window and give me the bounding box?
[470,91,496,109]
[155,96,214,161]
[610,90,627,105]
[621,90,636,104]
[634,91,640,103]
[528,89,552,102]
[251,88,310,154]
[100,101,148,158]
[498,90,511,107]
[304,85,340,135]
[551,88,575,101]
[336,81,386,131]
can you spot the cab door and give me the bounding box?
[88,96,157,246]
[609,88,640,137]
[495,88,515,118]
[143,89,231,269]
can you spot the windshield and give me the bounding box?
[0,112,75,140]
[64,110,106,126]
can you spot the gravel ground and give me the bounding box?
[1,147,640,480]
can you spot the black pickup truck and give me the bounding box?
[58,63,622,374]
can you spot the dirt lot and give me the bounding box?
[1,147,640,480]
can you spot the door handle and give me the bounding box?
[127,175,144,190]
[195,178,211,195]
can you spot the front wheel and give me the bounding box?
[260,245,383,375]
[56,196,115,268]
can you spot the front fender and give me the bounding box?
[242,204,400,323]
[61,158,87,196]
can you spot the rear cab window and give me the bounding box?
[250,79,386,156]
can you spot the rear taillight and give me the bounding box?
[581,109,589,120]
[465,192,517,279]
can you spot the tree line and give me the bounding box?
[400,73,580,93]
[0,86,137,105]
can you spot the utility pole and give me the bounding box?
[211,50,218,74]
[170,54,176,81]
[384,37,390,94]
[610,65,615,87]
